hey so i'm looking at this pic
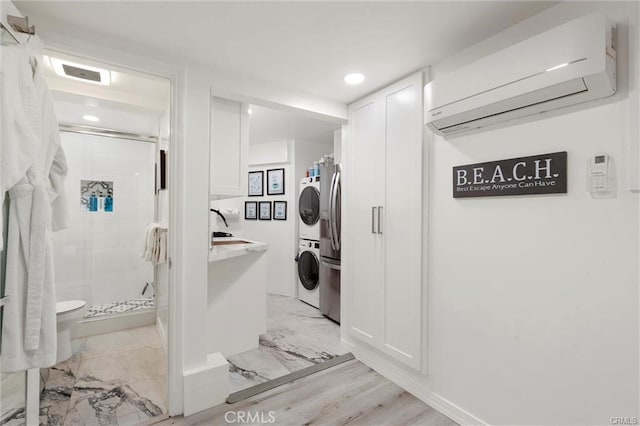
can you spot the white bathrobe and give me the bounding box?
[0,45,40,251]
[1,45,68,372]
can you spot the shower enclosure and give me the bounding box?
[52,130,157,333]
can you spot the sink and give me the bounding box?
[213,240,252,246]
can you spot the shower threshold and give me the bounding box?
[84,297,155,319]
[74,299,157,338]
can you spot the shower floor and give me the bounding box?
[84,298,155,318]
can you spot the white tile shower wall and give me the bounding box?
[52,132,155,306]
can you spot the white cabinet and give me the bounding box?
[347,98,385,345]
[345,72,424,370]
[210,96,249,199]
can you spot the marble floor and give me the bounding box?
[0,371,26,425]
[38,325,167,426]
[226,294,347,393]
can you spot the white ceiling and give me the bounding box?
[249,104,338,145]
[16,1,556,104]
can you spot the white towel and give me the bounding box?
[0,45,40,251]
[141,223,167,265]
[141,222,154,259]
[156,229,167,265]
[142,223,160,261]
[48,146,69,231]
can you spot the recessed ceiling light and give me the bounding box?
[344,73,365,85]
[49,57,111,86]
[83,115,100,122]
[247,108,253,115]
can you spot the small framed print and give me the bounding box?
[273,201,287,220]
[159,150,167,191]
[267,168,285,195]
[245,201,257,220]
[259,201,272,220]
[248,171,264,197]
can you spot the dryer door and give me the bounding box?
[297,250,319,290]
[299,186,320,225]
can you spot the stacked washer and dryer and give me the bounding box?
[296,175,321,308]
[296,155,341,323]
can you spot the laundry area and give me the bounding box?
[207,104,347,394]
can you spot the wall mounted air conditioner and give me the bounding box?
[425,13,616,137]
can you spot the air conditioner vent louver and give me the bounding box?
[425,13,617,137]
[62,64,102,83]
[442,126,468,134]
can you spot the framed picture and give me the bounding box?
[267,168,285,195]
[159,149,167,191]
[248,171,264,197]
[273,201,287,220]
[245,201,257,220]
[259,201,272,220]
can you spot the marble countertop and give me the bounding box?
[209,237,269,262]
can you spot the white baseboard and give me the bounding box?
[341,338,487,426]
[183,352,229,417]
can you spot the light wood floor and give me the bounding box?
[157,359,456,426]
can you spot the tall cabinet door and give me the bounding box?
[346,71,424,371]
[346,97,385,345]
[381,73,424,370]
[210,96,249,199]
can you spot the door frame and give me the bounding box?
[38,40,185,415]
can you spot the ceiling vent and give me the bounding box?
[49,57,111,86]
[61,64,102,83]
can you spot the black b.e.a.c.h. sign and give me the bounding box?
[453,151,567,198]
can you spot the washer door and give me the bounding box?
[297,250,319,290]
[299,186,320,225]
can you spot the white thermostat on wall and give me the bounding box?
[587,152,616,198]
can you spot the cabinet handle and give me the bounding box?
[371,206,377,234]
[378,206,383,234]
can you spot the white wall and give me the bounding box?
[243,161,296,296]
[333,128,342,164]
[52,132,155,306]
[293,140,334,242]
[209,144,296,297]
[209,139,294,298]
[247,140,289,165]
[51,93,163,136]
[344,2,639,425]
[210,139,332,297]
